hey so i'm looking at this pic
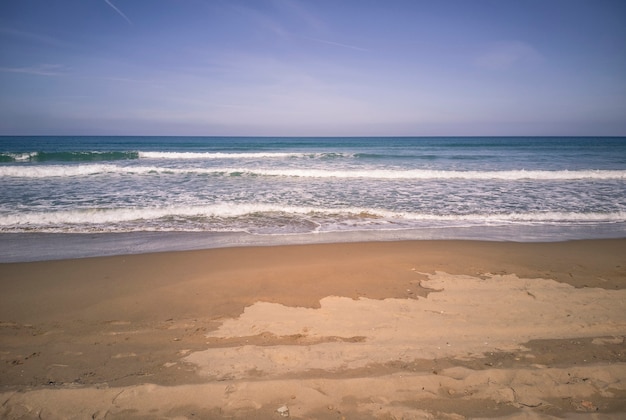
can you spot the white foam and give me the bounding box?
[237,168,626,180]
[138,151,356,159]
[0,164,121,177]
[139,151,306,159]
[396,211,626,223]
[0,152,38,161]
[1,204,623,232]
[0,204,323,227]
[2,164,625,180]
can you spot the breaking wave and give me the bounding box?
[1,164,625,180]
[1,204,623,233]
[0,151,139,162]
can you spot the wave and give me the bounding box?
[212,168,626,180]
[139,151,479,161]
[0,150,356,163]
[398,211,626,223]
[139,151,306,159]
[2,164,625,180]
[138,151,355,159]
[0,151,139,162]
[139,152,332,160]
[0,164,124,177]
[0,204,336,227]
[1,204,624,232]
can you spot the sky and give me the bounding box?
[0,0,625,136]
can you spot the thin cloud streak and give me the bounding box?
[474,41,541,70]
[0,64,67,76]
[271,0,327,33]
[104,0,133,26]
[0,28,75,49]
[305,36,368,52]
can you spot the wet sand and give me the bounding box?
[1,239,625,419]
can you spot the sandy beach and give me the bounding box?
[1,239,625,419]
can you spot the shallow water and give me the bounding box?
[1,136,624,260]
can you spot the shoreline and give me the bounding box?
[2,223,625,263]
[1,239,625,418]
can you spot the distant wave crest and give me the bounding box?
[0,151,139,162]
[0,150,355,162]
[138,151,354,159]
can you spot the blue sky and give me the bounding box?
[1,0,625,136]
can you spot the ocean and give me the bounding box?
[1,136,625,262]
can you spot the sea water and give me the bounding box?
[1,136,625,261]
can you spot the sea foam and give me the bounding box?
[1,204,623,233]
[1,136,624,242]
[138,151,305,159]
[1,164,625,180]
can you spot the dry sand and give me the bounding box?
[0,239,625,419]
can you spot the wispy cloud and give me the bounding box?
[0,28,75,49]
[95,76,156,84]
[104,0,133,26]
[474,41,541,70]
[226,2,289,38]
[228,0,332,43]
[270,0,327,33]
[0,64,68,76]
[304,36,368,52]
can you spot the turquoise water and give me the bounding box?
[1,136,625,260]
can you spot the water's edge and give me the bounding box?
[2,224,625,263]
